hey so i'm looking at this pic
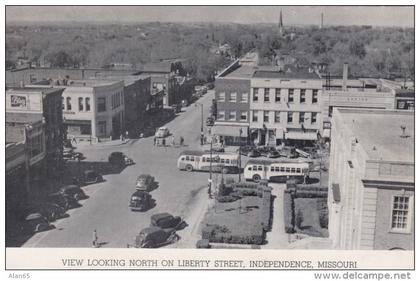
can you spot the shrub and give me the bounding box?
[196,239,211,249]
[295,209,304,229]
[225,178,235,184]
[317,198,329,229]
[283,191,295,233]
[202,224,264,245]
[260,189,272,231]
[218,183,233,196]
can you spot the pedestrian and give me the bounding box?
[126,130,129,140]
[162,138,166,147]
[120,134,124,141]
[171,135,176,147]
[180,136,184,146]
[153,136,157,146]
[92,229,98,248]
[200,132,204,146]
[71,136,77,144]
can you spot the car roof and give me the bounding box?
[111,151,123,155]
[137,174,152,178]
[140,226,163,234]
[26,213,44,220]
[151,212,173,221]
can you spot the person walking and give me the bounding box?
[153,136,157,146]
[71,136,77,144]
[92,229,98,248]
[200,132,204,146]
[171,135,176,147]
[180,136,184,146]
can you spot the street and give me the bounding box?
[23,92,215,248]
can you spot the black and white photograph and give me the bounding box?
[4,3,415,272]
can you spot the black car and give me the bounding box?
[22,213,51,234]
[108,152,125,166]
[259,147,281,158]
[47,192,78,210]
[59,185,88,201]
[206,117,214,126]
[25,203,67,222]
[237,145,259,157]
[129,190,154,211]
[150,213,186,230]
[81,170,103,185]
[131,226,179,248]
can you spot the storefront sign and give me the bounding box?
[6,93,42,112]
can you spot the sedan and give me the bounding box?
[155,127,170,138]
[59,185,88,201]
[150,213,187,230]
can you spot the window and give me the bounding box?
[252,165,257,171]
[229,111,236,121]
[225,159,230,164]
[252,111,258,122]
[296,168,301,173]
[66,97,72,111]
[241,93,248,103]
[300,89,306,103]
[275,88,281,102]
[252,88,259,102]
[257,166,263,171]
[311,112,317,124]
[217,110,225,120]
[275,167,279,172]
[291,168,296,173]
[288,89,294,102]
[186,156,190,161]
[328,106,334,117]
[286,167,291,173]
[391,196,412,232]
[270,167,275,172]
[78,97,84,111]
[85,98,91,111]
[263,111,269,122]
[299,112,305,123]
[229,92,237,102]
[218,92,225,102]
[280,167,285,172]
[312,90,318,103]
[275,111,281,123]
[62,97,65,110]
[97,97,106,112]
[240,111,247,121]
[287,112,293,123]
[264,88,270,102]
[221,159,225,164]
[98,121,106,136]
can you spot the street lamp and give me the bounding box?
[195,102,204,134]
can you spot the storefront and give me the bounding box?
[211,124,249,146]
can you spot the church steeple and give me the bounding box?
[279,9,284,35]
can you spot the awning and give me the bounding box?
[212,124,249,137]
[63,119,91,126]
[285,131,317,140]
[332,183,341,203]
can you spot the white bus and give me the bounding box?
[177,150,239,174]
[244,159,310,183]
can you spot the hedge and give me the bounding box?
[260,187,272,231]
[294,190,328,198]
[202,224,264,245]
[283,190,295,233]
[317,198,329,229]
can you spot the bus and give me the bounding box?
[244,159,310,183]
[177,150,239,174]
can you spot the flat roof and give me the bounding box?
[7,87,63,95]
[222,65,257,79]
[68,79,122,87]
[338,109,414,163]
[253,70,321,80]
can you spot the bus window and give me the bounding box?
[181,157,185,161]
[296,168,301,173]
[258,166,263,171]
[291,168,296,173]
[275,167,280,172]
[202,157,206,162]
[286,167,291,173]
[248,167,252,170]
[185,156,190,161]
[191,157,196,162]
[231,160,236,164]
[280,167,285,172]
[221,159,225,164]
[252,166,258,171]
[270,167,274,172]
[225,159,230,164]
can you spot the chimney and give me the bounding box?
[342,63,348,91]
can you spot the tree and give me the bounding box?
[46,51,74,67]
[349,39,366,58]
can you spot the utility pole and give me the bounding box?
[238,128,242,182]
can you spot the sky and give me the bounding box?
[5,6,414,27]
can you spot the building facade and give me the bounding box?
[250,70,323,146]
[328,108,414,250]
[61,80,125,142]
[6,87,64,177]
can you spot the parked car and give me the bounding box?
[205,82,215,90]
[35,203,66,222]
[129,190,154,211]
[81,170,103,185]
[136,174,155,191]
[63,139,74,149]
[47,192,78,210]
[22,213,51,234]
[237,145,257,156]
[63,148,84,160]
[150,213,186,230]
[155,127,170,138]
[108,152,126,166]
[171,104,182,113]
[59,185,88,201]
[181,99,189,107]
[131,226,179,248]
[206,117,214,126]
[259,147,281,158]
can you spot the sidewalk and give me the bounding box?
[71,138,132,149]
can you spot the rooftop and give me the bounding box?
[253,70,321,80]
[7,87,63,96]
[67,79,123,87]
[338,108,414,163]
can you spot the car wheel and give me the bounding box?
[252,174,261,183]
[185,165,193,172]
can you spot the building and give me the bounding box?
[250,69,323,146]
[60,80,125,142]
[213,60,255,145]
[6,87,64,178]
[328,108,414,250]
